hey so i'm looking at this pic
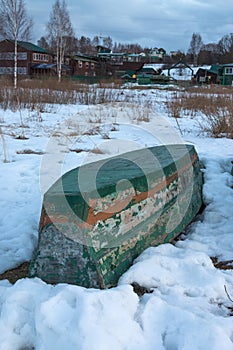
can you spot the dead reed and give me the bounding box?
[0,77,124,110]
[166,85,233,138]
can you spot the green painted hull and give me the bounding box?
[29,144,203,288]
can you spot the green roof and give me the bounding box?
[209,65,222,74]
[222,63,233,67]
[74,55,97,63]
[9,40,48,53]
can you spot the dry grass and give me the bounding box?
[89,147,105,154]
[0,77,125,111]
[88,116,102,124]
[211,257,233,270]
[16,149,44,155]
[166,85,233,138]
[84,126,101,135]
[125,98,153,123]
[0,262,29,284]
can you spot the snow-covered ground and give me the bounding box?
[0,87,233,349]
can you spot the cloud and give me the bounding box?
[27,0,233,52]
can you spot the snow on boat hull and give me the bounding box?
[29,144,203,288]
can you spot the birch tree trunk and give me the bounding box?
[14,34,18,89]
[46,0,74,82]
[0,0,33,88]
[188,32,203,67]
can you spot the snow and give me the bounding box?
[141,63,212,81]
[0,86,233,349]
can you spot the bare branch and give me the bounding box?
[224,285,233,303]
[46,0,74,81]
[0,0,33,41]
[0,0,33,88]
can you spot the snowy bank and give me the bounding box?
[0,92,233,349]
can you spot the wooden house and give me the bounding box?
[195,64,233,86]
[31,62,71,77]
[150,47,166,61]
[0,39,53,76]
[71,54,100,77]
[194,65,220,84]
[219,63,233,85]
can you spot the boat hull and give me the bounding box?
[29,144,203,288]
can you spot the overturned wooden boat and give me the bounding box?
[29,144,203,288]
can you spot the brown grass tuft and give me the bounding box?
[166,86,233,138]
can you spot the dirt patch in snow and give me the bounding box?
[0,262,29,284]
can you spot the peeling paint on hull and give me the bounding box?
[29,144,203,288]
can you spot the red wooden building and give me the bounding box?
[0,39,54,76]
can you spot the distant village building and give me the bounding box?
[1,39,232,86]
[195,66,219,84]
[220,63,233,85]
[170,51,180,58]
[194,64,233,86]
[72,54,99,77]
[0,39,53,76]
[150,47,166,60]
[96,45,144,77]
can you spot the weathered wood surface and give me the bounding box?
[29,144,203,288]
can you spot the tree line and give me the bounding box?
[37,35,146,56]
[0,0,233,87]
[0,0,151,86]
[186,32,233,66]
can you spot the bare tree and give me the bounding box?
[92,36,100,47]
[0,14,4,40]
[0,0,33,88]
[65,35,79,56]
[102,36,113,50]
[46,0,74,82]
[188,32,203,66]
[78,36,92,54]
[217,33,233,62]
[198,43,220,65]
[37,36,50,51]
[218,33,233,55]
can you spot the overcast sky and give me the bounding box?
[26,0,233,53]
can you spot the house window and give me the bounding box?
[6,67,13,74]
[0,67,13,74]
[91,63,95,69]
[0,66,27,74]
[78,61,83,68]
[17,67,27,74]
[18,52,27,60]
[33,53,49,62]
[0,52,14,60]
[0,52,27,60]
[85,62,89,68]
[225,67,233,75]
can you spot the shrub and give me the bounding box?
[0,78,124,110]
[166,85,233,138]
